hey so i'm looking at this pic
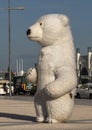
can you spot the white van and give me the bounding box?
[0,80,14,95]
[0,80,8,95]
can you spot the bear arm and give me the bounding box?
[44,66,77,99]
[26,67,37,84]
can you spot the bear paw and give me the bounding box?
[36,116,44,123]
[26,68,37,84]
[44,85,58,99]
[45,118,59,123]
[44,87,52,97]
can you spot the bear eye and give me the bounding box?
[40,22,42,26]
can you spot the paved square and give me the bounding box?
[0,96,92,130]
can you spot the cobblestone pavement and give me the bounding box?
[0,96,92,130]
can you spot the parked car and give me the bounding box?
[76,83,92,99]
[0,80,14,95]
[0,80,7,95]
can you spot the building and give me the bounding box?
[76,47,92,84]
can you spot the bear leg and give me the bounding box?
[45,95,74,123]
[34,102,44,122]
[34,93,48,122]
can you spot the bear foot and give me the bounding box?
[45,118,59,123]
[36,117,44,123]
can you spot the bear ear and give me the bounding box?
[59,15,69,26]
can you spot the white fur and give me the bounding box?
[27,14,77,123]
[26,68,37,84]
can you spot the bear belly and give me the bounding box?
[37,54,55,90]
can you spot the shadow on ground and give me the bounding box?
[0,112,92,124]
[0,112,36,122]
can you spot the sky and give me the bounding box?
[0,0,92,72]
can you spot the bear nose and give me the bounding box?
[26,29,31,35]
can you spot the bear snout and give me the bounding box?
[26,29,31,35]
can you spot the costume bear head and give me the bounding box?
[26,14,70,46]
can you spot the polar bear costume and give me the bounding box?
[26,14,77,123]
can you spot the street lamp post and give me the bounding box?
[8,0,24,96]
[8,0,12,96]
[0,0,24,96]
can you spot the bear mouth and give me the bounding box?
[28,36,40,40]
